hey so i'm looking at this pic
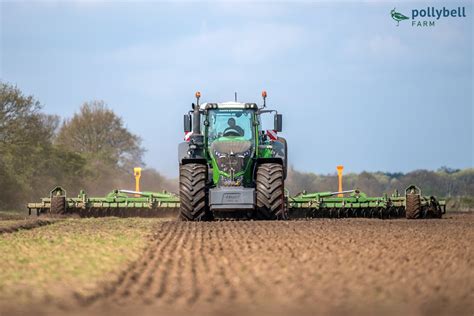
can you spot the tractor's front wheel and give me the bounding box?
[256,163,288,220]
[179,163,212,221]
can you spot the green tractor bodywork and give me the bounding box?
[178,95,287,220]
[205,108,280,186]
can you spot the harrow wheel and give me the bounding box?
[256,163,288,220]
[179,163,212,221]
[50,196,66,215]
[405,193,421,219]
[427,197,443,219]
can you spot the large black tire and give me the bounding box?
[179,163,211,221]
[428,197,443,219]
[406,193,421,219]
[433,205,443,219]
[430,206,443,219]
[51,196,66,215]
[256,163,288,220]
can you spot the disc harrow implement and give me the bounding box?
[28,185,445,219]
[27,186,180,218]
[288,185,445,219]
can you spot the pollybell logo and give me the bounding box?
[391,8,409,26]
[391,6,467,27]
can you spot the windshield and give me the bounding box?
[207,109,254,143]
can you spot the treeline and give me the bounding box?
[286,167,474,197]
[0,82,176,210]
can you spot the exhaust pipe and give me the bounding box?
[193,91,201,135]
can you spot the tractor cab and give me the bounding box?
[206,104,254,140]
[203,103,258,187]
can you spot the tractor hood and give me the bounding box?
[211,139,252,155]
[210,139,253,186]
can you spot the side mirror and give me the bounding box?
[274,114,283,132]
[183,114,192,133]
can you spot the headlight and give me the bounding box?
[236,149,251,158]
[214,150,226,159]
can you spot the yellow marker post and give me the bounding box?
[134,167,142,197]
[336,165,344,197]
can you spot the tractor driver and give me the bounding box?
[223,118,245,137]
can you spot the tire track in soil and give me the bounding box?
[162,222,190,305]
[129,221,179,303]
[225,222,260,304]
[148,223,182,302]
[214,223,238,302]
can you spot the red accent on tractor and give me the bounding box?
[266,129,278,141]
[184,131,193,142]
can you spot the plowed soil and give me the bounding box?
[0,218,57,234]
[72,214,474,316]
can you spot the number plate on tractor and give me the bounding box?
[223,193,241,203]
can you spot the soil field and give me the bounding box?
[2,214,473,316]
[83,214,473,315]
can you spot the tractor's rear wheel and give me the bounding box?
[179,163,212,221]
[256,163,288,220]
[51,196,66,215]
[405,193,421,219]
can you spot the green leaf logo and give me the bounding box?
[391,8,410,26]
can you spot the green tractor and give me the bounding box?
[178,91,287,221]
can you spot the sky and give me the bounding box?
[1,0,472,177]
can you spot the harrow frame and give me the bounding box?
[28,186,180,217]
[288,185,446,219]
[28,185,446,219]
